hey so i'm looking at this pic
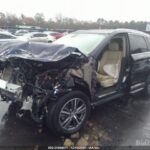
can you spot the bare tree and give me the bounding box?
[34,13,45,26]
[0,12,6,26]
[0,12,148,31]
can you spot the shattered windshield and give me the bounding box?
[54,33,107,55]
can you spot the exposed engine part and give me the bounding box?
[70,69,83,78]
[21,96,33,111]
[0,52,96,124]
[0,79,22,101]
[1,67,13,81]
[0,59,62,122]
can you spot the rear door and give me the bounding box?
[129,34,150,93]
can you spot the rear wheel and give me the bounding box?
[46,91,90,135]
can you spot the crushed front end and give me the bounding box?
[0,42,95,124]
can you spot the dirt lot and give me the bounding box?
[0,94,150,150]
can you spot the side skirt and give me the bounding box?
[130,82,145,94]
[91,91,124,107]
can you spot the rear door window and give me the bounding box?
[129,34,148,53]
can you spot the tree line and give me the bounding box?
[0,12,149,31]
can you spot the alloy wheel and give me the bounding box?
[58,98,86,131]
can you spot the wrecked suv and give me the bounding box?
[0,29,150,135]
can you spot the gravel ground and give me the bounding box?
[0,94,150,150]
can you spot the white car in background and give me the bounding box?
[0,31,24,46]
[15,30,29,36]
[23,32,55,43]
[0,31,16,39]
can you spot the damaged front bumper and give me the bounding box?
[0,79,22,101]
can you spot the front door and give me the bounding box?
[95,34,127,103]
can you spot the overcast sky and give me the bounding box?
[1,0,150,22]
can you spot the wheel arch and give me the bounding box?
[73,78,92,101]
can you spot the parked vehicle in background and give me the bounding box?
[6,28,17,34]
[0,29,150,135]
[0,32,18,46]
[15,30,29,36]
[44,31,65,39]
[0,39,25,47]
[23,32,55,43]
[0,31,16,39]
[0,31,28,46]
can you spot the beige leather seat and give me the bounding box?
[97,42,122,87]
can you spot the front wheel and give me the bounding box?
[8,101,22,117]
[46,91,91,135]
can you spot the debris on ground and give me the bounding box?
[90,140,99,147]
[93,135,99,140]
[71,132,80,139]
[83,134,89,141]
[64,138,74,147]
[76,137,88,147]
[98,130,105,139]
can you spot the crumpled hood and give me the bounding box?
[0,41,84,62]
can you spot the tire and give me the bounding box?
[8,101,22,117]
[144,75,150,97]
[46,91,91,135]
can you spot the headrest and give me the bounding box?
[109,42,119,51]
